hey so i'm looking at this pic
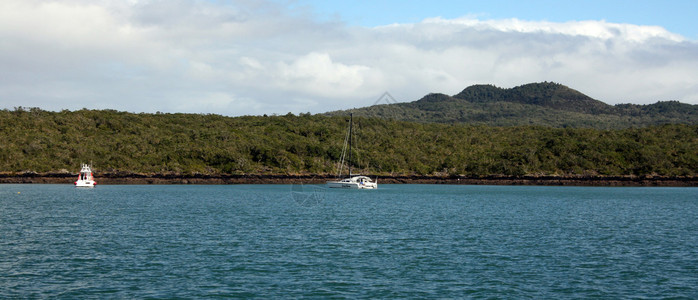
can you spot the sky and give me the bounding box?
[1,0,697,116]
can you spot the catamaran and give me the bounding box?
[327,113,377,189]
[75,163,96,187]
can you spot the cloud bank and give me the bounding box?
[1,0,697,116]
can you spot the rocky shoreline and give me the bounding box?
[1,172,696,186]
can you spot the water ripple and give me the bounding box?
[1,184,696,298]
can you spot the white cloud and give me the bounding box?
[423,17,686,42]
[276,52,370,97]
[0,0,696,116]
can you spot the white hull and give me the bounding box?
[326,182,377,189]
[327,176,377,189]
[75,180,96,188]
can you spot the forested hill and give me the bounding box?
[326,82,698,129]
[1,108,696,178]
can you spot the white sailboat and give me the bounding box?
[74,163,96,187]
[327,113,377,189]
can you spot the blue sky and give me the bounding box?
[1,0,696,116]
[297,0,698,39]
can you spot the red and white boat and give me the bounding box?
[74,164,96,187]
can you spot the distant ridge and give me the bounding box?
[454,82,611,114]
[325,82,698,129]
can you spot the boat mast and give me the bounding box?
[348,113,352,176]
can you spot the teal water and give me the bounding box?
[1,184,696,298]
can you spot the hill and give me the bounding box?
[326,82,698,128]
[1,108,696,180]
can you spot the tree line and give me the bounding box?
[1,107,696,177]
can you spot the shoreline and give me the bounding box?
[1,173,696,187]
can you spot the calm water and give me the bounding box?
[1,184,696,298]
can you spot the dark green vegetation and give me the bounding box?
[327,82,698,129]
[1,107,696,177]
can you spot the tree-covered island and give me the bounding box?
[2,83,696,185]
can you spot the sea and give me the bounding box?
[1,184,696,298]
